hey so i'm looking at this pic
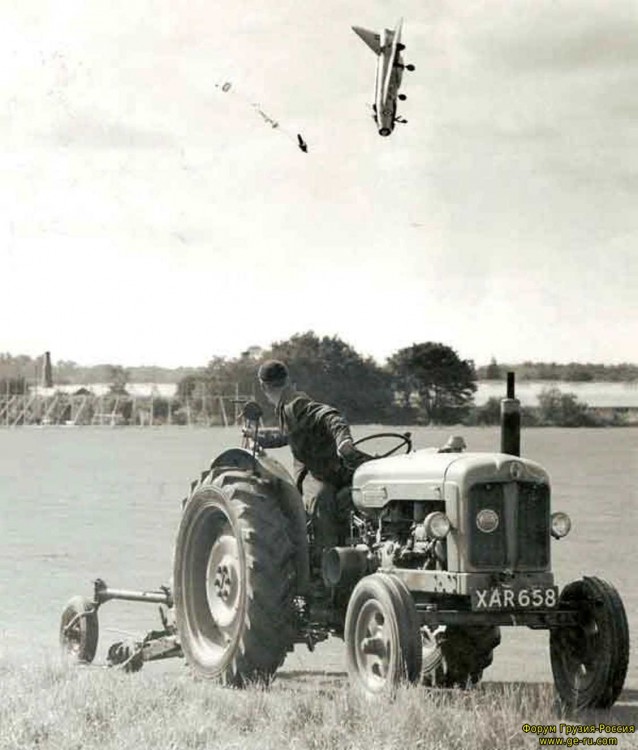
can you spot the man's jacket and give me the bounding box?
[273,390,353,486]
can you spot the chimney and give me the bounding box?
[43,351,53,388]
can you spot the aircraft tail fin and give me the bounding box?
[352,26,382,54]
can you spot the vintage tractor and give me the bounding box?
[60,375,629,711]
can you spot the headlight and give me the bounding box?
[476,508,499,533]
[551,511,572,539]
[424,512,451,539]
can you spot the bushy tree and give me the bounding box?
[464,397,541,427]
[267,331,395,423]
[174,332,396,424]
[562,364,595,382]
[464,396,501,426]
[206,354,258,400]
[483,357,503,380]
[537,387,596,427]
[388,342,477,425]
[175,372,204,401]
[151,397,173,422]
[0,376,28,395]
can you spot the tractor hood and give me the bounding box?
[351,448,549,511]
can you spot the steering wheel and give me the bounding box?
[352,432,412,459]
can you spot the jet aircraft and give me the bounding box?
[352,18,414,136]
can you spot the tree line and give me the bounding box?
[0,354,199,388]
[3,351,637,389]
[173,332,478,426]
[174,334,627,427]
[1,335,478,425]
[1,336,634,427]
[479,357,638,382]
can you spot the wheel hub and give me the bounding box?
[61,612,84,656]
[206,533,241,629]
[361,635,387,658]
[354,602,392,689]
[558,618,600,690]
[66,625,81,654]
[214,564,234,601]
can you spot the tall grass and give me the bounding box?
[1,650,609,750]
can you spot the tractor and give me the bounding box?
[60,374,629,711]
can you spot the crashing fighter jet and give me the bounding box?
[352,18,414,136]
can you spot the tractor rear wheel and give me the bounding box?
[345,573,422,697]
[422,625,501,688]
[550,576,629,710]
[173,473,296,686]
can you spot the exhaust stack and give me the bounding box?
[500,371,521,456]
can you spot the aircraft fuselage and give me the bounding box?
[374,27,404,136]
[353,19,409,137]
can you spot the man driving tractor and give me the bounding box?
[254,359,368,575]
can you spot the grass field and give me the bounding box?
[0,652,601,750]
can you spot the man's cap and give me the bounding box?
[258,359,289,387]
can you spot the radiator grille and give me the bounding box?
[516,483,550,569]
[468,483,507,567]
[468,481,550,570]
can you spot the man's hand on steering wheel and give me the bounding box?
[351,431,412,458]
[337,439,371,471]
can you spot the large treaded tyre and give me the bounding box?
[59,595,98,664]
[422,625,501,688]
[345,573,422,696]
[550,576,629,711]
[173,472,296,686]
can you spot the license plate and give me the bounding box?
[471,585,558,610]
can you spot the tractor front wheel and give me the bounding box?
[550,576,629,711]
[345,573,422,696]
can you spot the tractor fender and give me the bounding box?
[255,452,310,594]
[210,448,310,594]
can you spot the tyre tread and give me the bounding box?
[550,576,629,710]
[174,471,296,686]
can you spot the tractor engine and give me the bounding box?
[349,450,458,575]
[353,498,448,572]
[321,447,564,594]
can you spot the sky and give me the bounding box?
[2,0,637,368]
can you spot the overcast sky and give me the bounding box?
[2,0,637,368]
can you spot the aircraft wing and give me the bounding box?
[352,26,382,54]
